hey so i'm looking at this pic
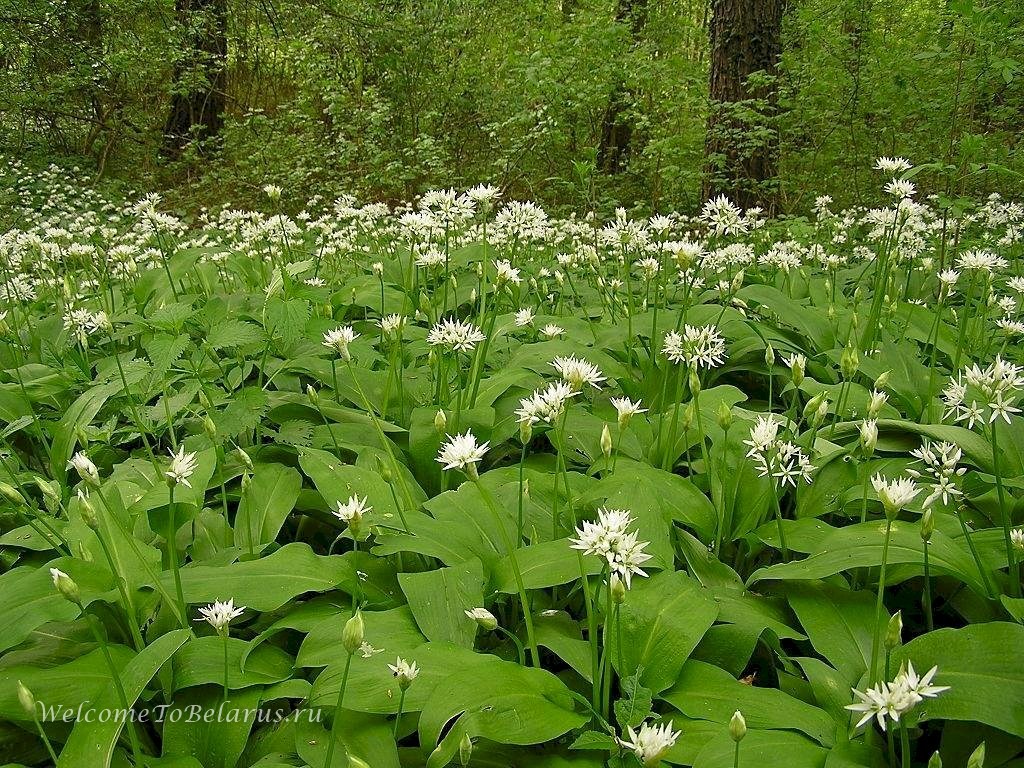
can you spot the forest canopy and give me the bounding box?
[1,0,1022,214]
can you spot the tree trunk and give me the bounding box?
[596,0,647,174]
[703,0,784,209]
[163,0,228,158]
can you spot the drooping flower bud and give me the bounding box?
[50,567,81,605]
[464,607,498,631]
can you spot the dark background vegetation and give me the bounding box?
[1,0,1022,214]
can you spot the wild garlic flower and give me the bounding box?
[388,657,419,690]
[334,494,371,539]
[323,326,359,360]
[378,314,406,336]
[1010,527,1023,552]
[617,720,680,767]
[63,307,110,345]
[907,440,966,508]
[867,389,888,418]
[847,663,948,731]
[859,419,878,454]
[166,446,199,488]
[437,431,489,475]
[516,381,579,425]
[956,249,1007,274]
[67,452,101,487]
[744,416,814,487]
[943,356,1024,429]
[875,157,913,174]
[427,317,486,353]
[196,599,245,634]
[494,259,522,285]
[464,607,498,630]
[262,184,282,201]
[871,474,920,518]
[661,324,727,369]
[884,179,916,199]
[551,355,606,390]
[610,397,647,429]
[514,308,535,327]
[701,195,747,237]
[539,323,565,339]
[570,507,652,589]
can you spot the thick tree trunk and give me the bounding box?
[596,0,647,174]
[163,0,228,158]
[703,0,784,209]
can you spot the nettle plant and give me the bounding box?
[0,157,1022,768]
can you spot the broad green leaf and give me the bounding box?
[57,629,191,768]
[398,558,484,647]
[611,570,719,694]
[234,462,302,552]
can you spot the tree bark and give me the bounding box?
[703,0,784,209]
[596,0,647,174]
[162,0,228,158]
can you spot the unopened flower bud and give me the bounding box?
[967,742,985,768]
[804,392,827,429]
[17,680,36,717]
[610,573,626,604]
[859,419,877,457]
[375,455,393,483]
[921,509,935,543]
[459,733,473,767]
[236,448,254,471]
[731,270,745,293]
[716,401,733,431]
[875,370,890,390]
[203,415,217,440]
[764,344,776,368]
[885,611,903,650]
[730,710,747,742]
[688,369,701,397]
[78,491,99,530]
[928,751,943,768]
[682,402,695,431]
[50,567,81,605]
[790,357,805,387]
[434,410,447,433]
[520,419,532,444]
[600,424,613,458]
[342,610,365,655]
[0,481,25,505]
[840,345,859,379]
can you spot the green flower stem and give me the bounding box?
[222,631,230,704]
[868,519,894,684]
[93,526,145,651]
[393,688,407,738]
[991,422,1021,597]
[496,625,526,666]
[600,580,613,720]
[473,477,540,668]
[166,483,189,626]
[86,613,143,765]
[733,740,741,768]
[900,721,912,768]
[923,540,934,632]
[94,486,188,628]
[345,360,416,511]
[323,650,354,768]
[31,709,60,765]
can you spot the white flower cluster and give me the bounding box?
[617,720,680,766]
[516,381,579,426]
[743,416,814,487]
[570,507,652,588]
[846,663,949,732]
[63,307,110,345]
[427,317,486,353]
[907,440,966,508]
[662,324,727,369]
[942,355,1024,429]
[550,355,606,391]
